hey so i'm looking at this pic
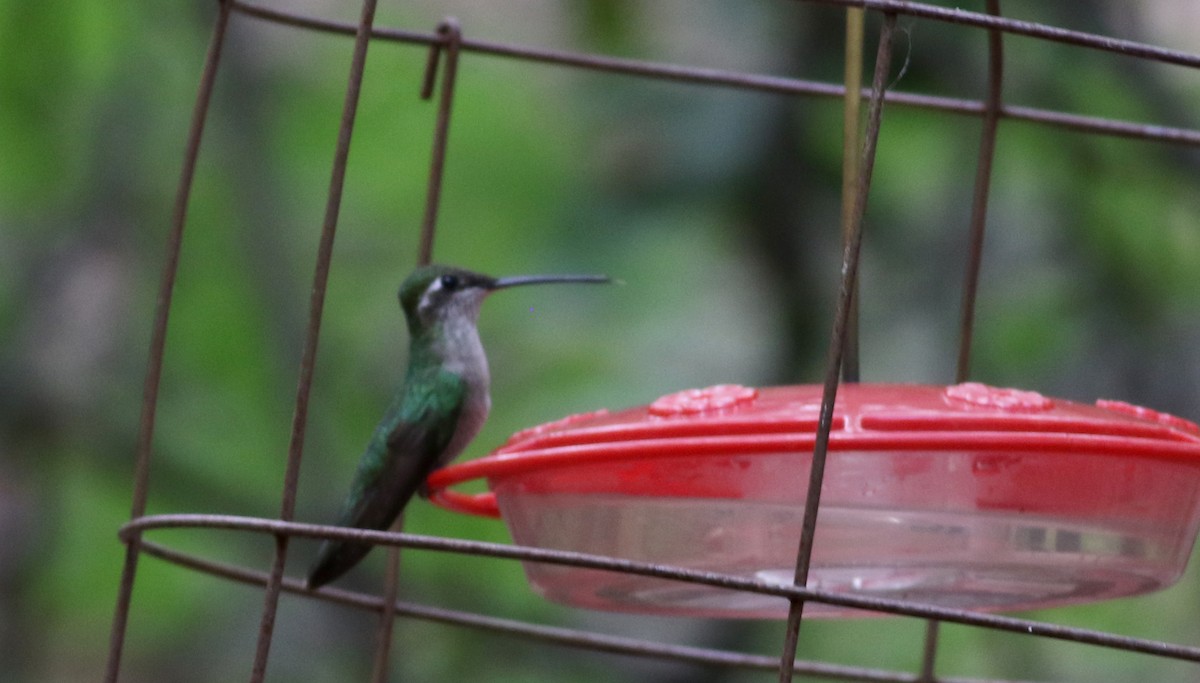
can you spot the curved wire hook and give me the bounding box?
[416,17,463,266]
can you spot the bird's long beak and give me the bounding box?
[491,273,611,290]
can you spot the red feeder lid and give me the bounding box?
[427,382,1200,517]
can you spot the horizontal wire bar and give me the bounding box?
[122,513,1200,664]
[227,0,1200,147]
[136,538,1036,683]
[802,0,1200,69]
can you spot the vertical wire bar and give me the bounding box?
[102,3,234,681]
[370,22,463,679]
[918,620,941,682]
[954,0,1004,383]
[370,517,403,683]
[248,0,380,681]
[937,2,1002,669]
[777,13,898,683]
[937,0,1002,666]
[840,7,865,383]
[416,18,462,265]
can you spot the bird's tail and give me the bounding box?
[305,450,434,589]
[306,538,374,590]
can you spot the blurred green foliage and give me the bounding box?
[2,1,1199,681]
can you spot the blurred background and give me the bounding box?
[2,0,1199,680]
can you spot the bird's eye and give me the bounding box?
[439,274,460,291]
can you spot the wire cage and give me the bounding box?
[104,1,1200,681]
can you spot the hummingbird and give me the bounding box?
[306,264,610,589]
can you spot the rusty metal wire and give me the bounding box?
[806,0,1200,69]
[955,0,1005,385]
[416,17,461,266]
[132,537,1028,683]
[779,13,899,682]
[230,0,1200,146]
[103,1,1200,682]
[103,4,233,681]
[244,1,381,681]
[116,513,1200,664]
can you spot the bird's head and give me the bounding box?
[398,264,610,333]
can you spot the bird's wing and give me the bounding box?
[306,369,465,589]
[337,367,465,532]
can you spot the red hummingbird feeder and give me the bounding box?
[427,382,1200,618]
